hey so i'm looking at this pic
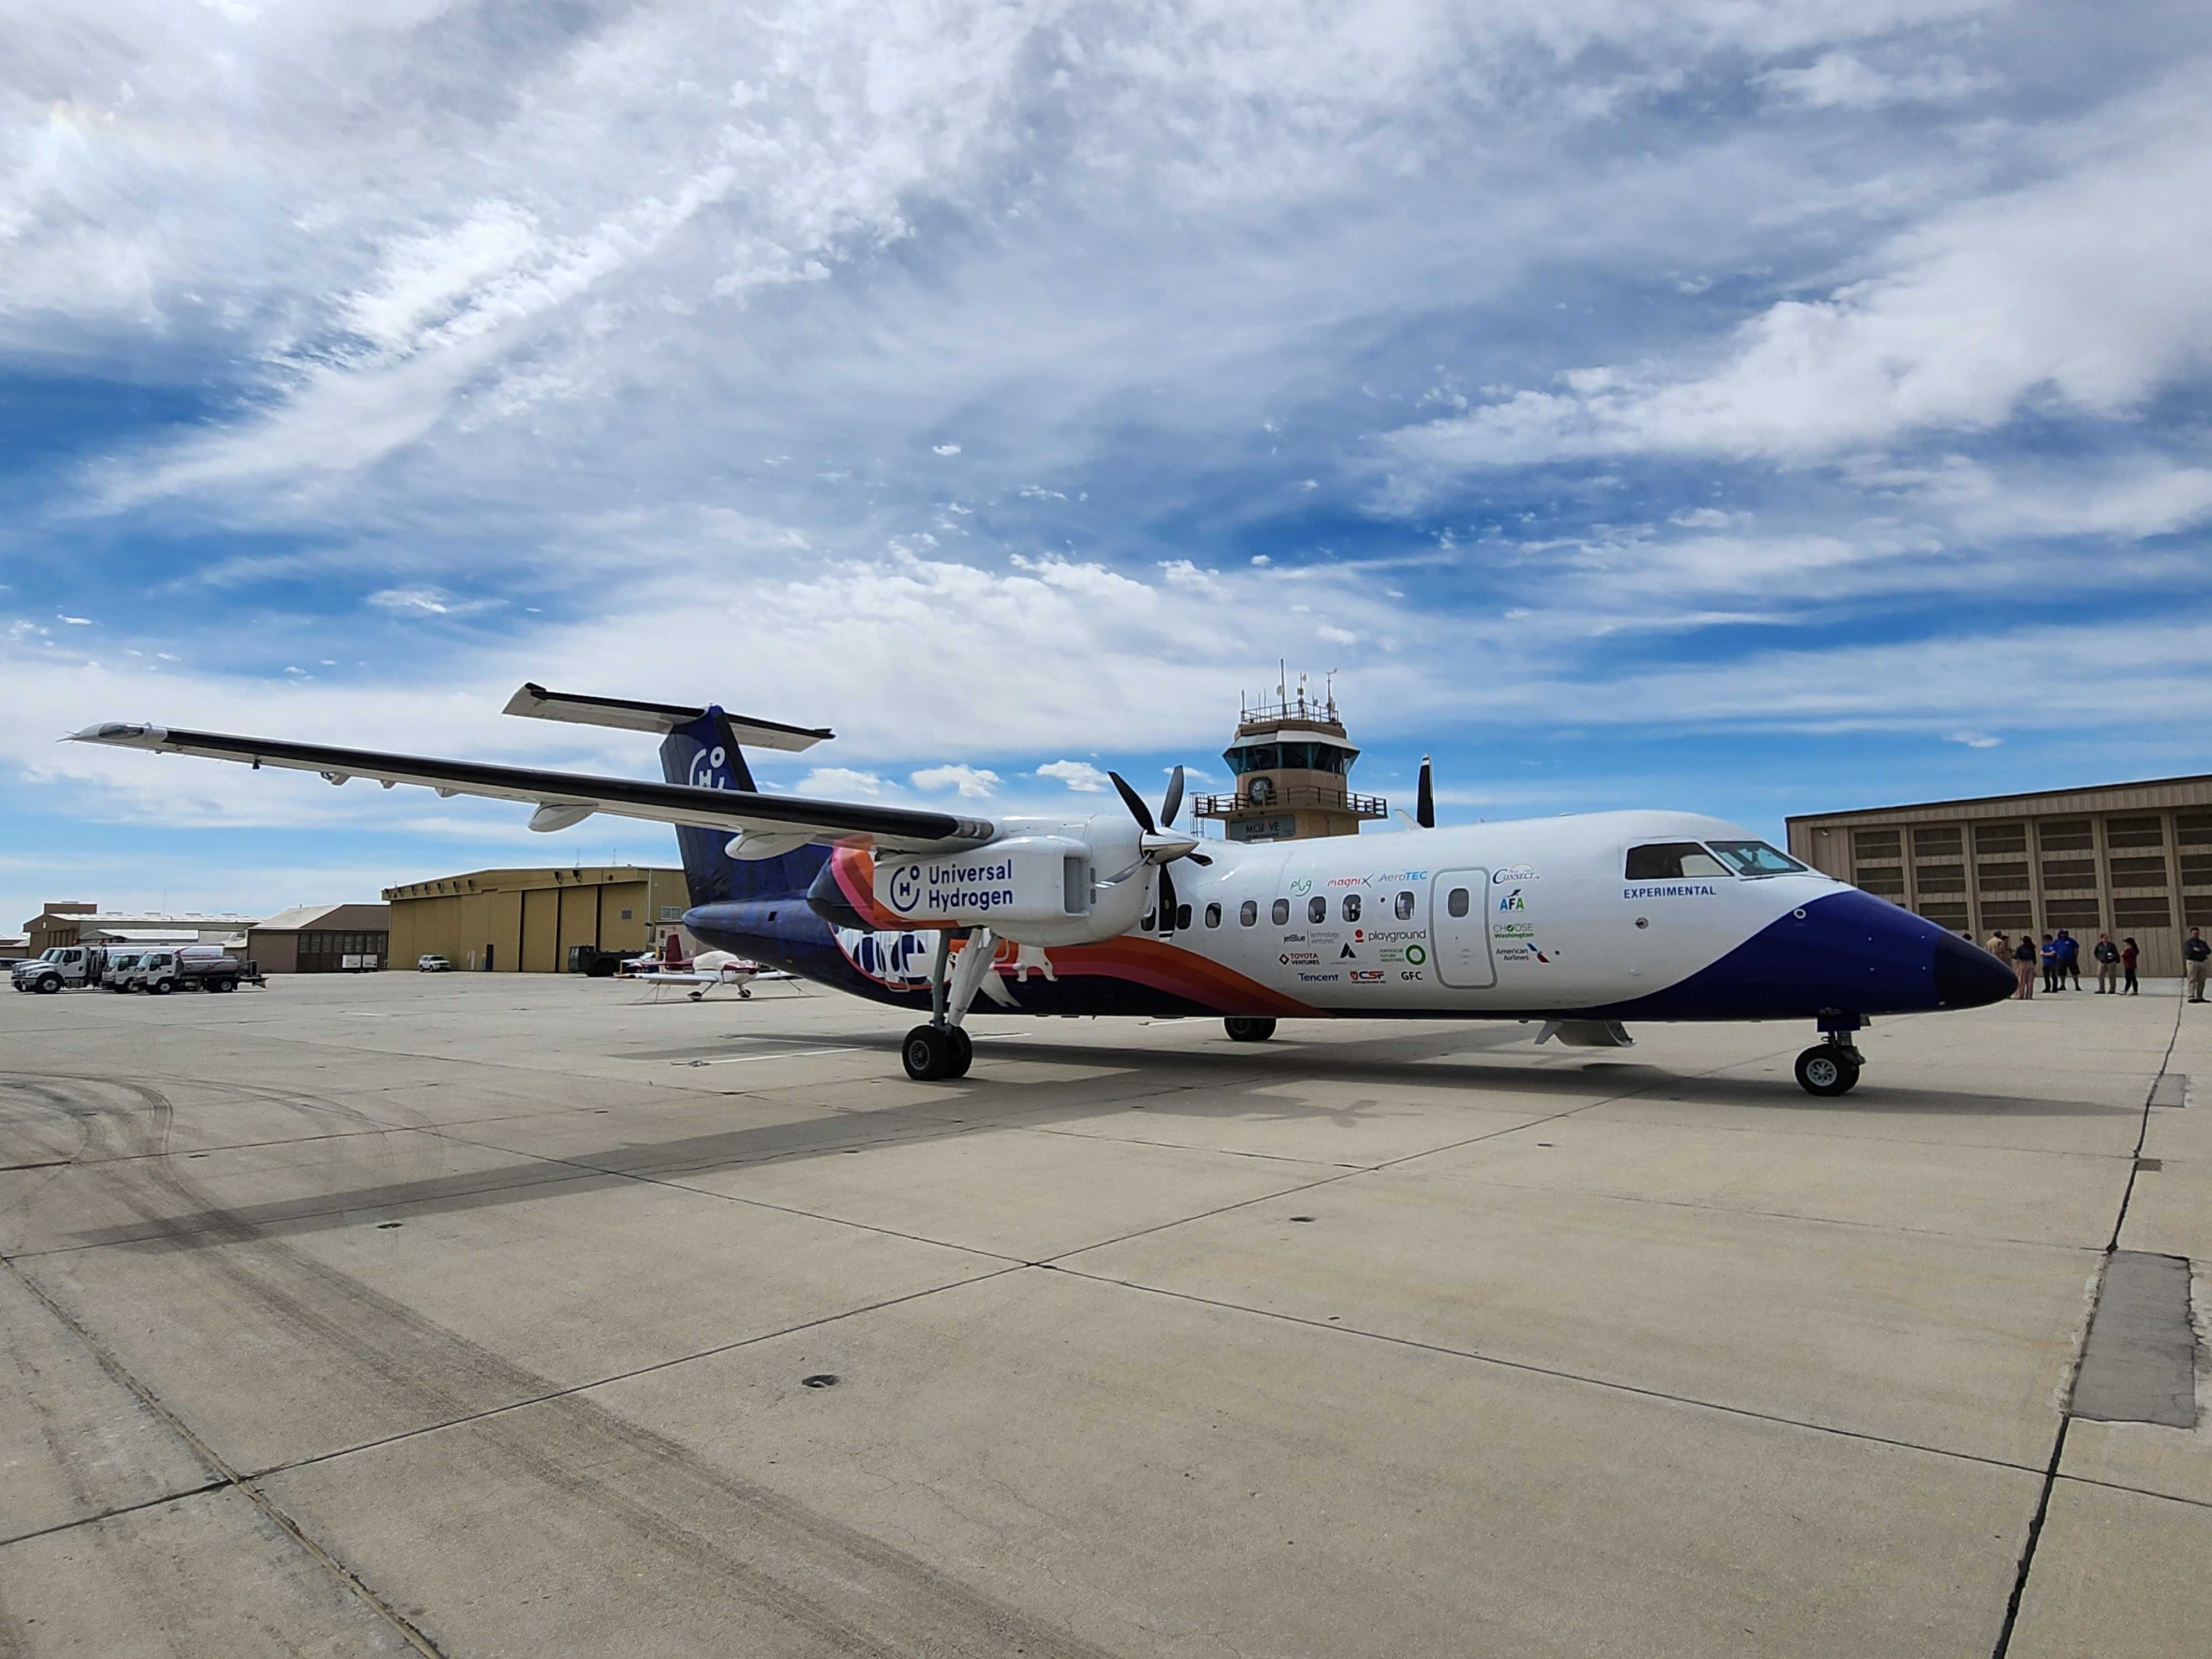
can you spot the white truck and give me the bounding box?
[132,946,247,995]
[12,945,108,994]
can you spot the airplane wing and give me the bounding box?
[69,722,995,853]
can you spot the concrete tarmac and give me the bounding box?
[1,971,2203,1656]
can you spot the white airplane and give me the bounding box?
[72,684,2014,1095]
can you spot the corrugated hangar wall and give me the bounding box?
[385,868,688,971]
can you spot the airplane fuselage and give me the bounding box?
[686,810,2008,1025]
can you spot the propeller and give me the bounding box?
[1416,754,1434,830]
[1108,766,1211,931]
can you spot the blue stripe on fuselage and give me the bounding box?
[1582,888,2013,1022]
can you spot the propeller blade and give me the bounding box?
[1416,754,1434,830]
[1157,861,1178,930]
[1184,851,1212,867]
[1160,764,1185,828]
[1108,769,1156,835]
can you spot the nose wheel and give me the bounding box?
[902,1024,974,1081]
[1794,1041,1863,1096]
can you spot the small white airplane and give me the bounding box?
[72,684,2014,1095]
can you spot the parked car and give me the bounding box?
[12,945,107,993]
[418,954,452,972]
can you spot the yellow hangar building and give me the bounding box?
[384,865,691,972]
[1787,773,2212,979]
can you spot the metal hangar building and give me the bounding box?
[1786,774,2212,978]
[384,866,690,972]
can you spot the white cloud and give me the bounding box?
[1945,731,2002,748]
[910,763,999,797]
[57,614,92,625]
[1036,759,1109,792]
[797,766,888,798]
[933,443,962,455]
[1383,83,2212,479]
[1756,52,1991,111]
[367,587,450,615]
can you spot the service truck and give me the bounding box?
[134,947,246,994]
[12,945,108,994]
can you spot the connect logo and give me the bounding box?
[886,863,924,914]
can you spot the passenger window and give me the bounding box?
[1307,896,1326,924]
[1625,842,1730,880]
[1204,902,1222,928]
[1448,888,1469,917]
[1343,894,1361,922]
[1176,903,1192,931]
[1272,898,1290,925]
[1240,900,1258,927]
[1395,891,1414,920]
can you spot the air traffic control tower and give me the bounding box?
[1190,680,1388,843]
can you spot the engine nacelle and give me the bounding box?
[872,822,1146,946]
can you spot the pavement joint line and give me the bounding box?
[1035,1045,1792,1272]
[2,1161,620,1262]
[1049,1263,2052,1478]
[0,1253,451,1658]
[1989,992,2187,1659]
[2052,1472,2212,1512]
[237,1263,1030,1485]
[0,1480,229,1551]
[1375,1170,2115,1255]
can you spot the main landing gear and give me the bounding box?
[901,927,995,1082]
[1224,1017,1276,1043]
[1794,1011,1865,1096]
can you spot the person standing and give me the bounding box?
[2057,928,2082,990]
[2187,927,2211,1003]
[2093,932,2120,993]
[2013,932,2038,999]
[2041,933,2062,994]
[1986,928,2009,961]
[2121,937,2140,996]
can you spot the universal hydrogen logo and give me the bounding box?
[886,863,924,913]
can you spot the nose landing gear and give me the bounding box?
[901,927,991,1081]
[1795,1011,1865,1096]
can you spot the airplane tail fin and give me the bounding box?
[503,684,834,911]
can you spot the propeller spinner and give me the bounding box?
[1108,765,1212,931]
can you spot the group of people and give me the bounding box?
[1981,925,2212,1000]
[1985,927,2135,998]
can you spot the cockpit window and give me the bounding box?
[1625,842,1730,880]
[1707,840,1807,878]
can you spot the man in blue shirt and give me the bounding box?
[2056,929,2081,990]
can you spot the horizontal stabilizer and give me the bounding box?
[502,682,833,752]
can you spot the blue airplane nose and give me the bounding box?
[1932,929,2016,1009]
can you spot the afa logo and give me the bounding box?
[1496,888,1527,912]
[688,745,732,790]
[886,863,924,914]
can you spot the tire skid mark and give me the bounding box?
[19,1080,1120,1657]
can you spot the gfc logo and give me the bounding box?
[886,863,924,914]
[688,746,729,790]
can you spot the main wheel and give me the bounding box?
[1794,1045,1861,1097]
[901,1025,958,1082]
[1224,1016,1277,1043]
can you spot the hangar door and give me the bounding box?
[1430,868,1496,989]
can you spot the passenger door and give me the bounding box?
[1431,869,1496,989]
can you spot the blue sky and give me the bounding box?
[4,0,2210,930]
